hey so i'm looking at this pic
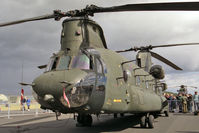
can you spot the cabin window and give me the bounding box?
[137,58,141,67]
[153,85,156,92]
[57,56,71,70]
[146,81,149,89]
[136,76,141,86]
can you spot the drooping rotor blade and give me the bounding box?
[19,82,35,86]
[150,51,182,70]
[0,10,67,27]
[151,43,199,49]
[89,2,199,14]
[38,64,47,69]
[0,14,55,27]
[116,43,199,53]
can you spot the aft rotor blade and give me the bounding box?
[151,43,199,49]
[0,14,55,27]
[116,48,135,53]
[116,43,199,53]
[150,51,182,70]
[19,82,35,86]
[92,2,199,13]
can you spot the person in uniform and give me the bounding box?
[182,93,188,113]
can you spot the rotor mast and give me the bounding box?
[60,17,107,54]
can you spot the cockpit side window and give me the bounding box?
[51,57,59,70]
[96,58,103,74]
[46,58,54,71]
[46,57,59,71]
[95,57,107,74]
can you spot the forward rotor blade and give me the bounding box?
[151,43,199,49]
[92,2,199,13]
[150,51,182,70]
[0,14,55,27]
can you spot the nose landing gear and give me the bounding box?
[55,110,61,120]
[76,114,93,127]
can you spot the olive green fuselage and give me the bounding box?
[32,17,166,115]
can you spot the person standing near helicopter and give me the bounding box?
[193,91,199,111]
[182,93,188,113]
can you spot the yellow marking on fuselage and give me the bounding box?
[113,99,122,103]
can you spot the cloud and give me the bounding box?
[165,72,199,94]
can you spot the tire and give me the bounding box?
[148,115,154,128]
[164,110,169,117]
[140,115,147,128]
[84,115,93,126]
[120,113,124,117]
[114,113,117,118]
[77,114,84,124]
[77,114,93,127]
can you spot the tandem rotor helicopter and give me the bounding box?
[1,1,199,128]
[170,85,198,95]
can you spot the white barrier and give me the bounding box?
[0,102,51,118]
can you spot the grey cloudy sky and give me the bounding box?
[0,0,199,95]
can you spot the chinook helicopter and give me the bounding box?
[170,85,198,95]
[1,1,199,128]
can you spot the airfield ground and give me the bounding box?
[0,112,198,133]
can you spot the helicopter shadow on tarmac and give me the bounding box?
[0,114,157,133]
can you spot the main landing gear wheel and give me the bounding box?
[140,114,154,128]
[164,110,169,117]
[114,113,118,118]
[76,114,93,127]
[120,113,124,117]
[140,115,147,128]
[148,115,154,128]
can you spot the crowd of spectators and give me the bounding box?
[164,91,199,113]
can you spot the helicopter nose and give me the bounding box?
[32,69,88,101]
